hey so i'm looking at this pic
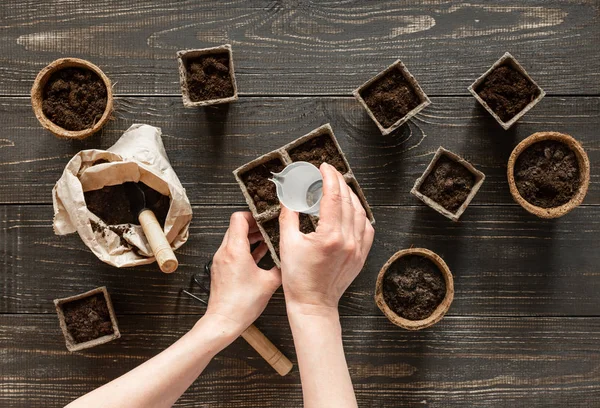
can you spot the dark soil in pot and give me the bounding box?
[289,134,348,173]
[62,293,114,343]
[382,254,446,321]
[476,65,540,123]
[241,158,285,214]
[359,68,420,128]
[185,53,234,102]
[42,67,108,131]
[85,182,170,226]
[514,140,580,208]
[418,155,476,213]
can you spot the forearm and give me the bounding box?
[287,303,358,408]
[67,314,242,408]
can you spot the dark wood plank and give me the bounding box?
[1,1,598,95]
[1,96,599,205]
[2,205,599,316]
[1,314,598,407]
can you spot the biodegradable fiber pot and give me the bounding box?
[31,58,113,140]
[177,44,238,107]
[507,131,590,219]
[54,286,121,352]
[375,248,454,331]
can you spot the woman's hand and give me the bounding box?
[206,212,281,332]
[279,163,374,314]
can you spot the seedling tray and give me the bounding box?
[234,124,375,266]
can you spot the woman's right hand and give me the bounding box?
[278,163,374,314]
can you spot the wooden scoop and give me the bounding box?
[126,183,178,273]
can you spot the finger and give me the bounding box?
[279,206,300,240]
[318,163,342,230]
[349,188,367,239]
[251,242,270,263]
[248,231,264,245]
[266,266,282,291]
[336,172,354,235]
[361,221,375,257]
[226,212,254,246]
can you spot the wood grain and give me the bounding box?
[1,96,598,205]
[2,205,599,316]
[1,1,598,95]
[1,314,598,407]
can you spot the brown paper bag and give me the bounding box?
[52,124,193,268]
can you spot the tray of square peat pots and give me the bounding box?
[353,59,430,135]
[233,124,375,267]
[177,44,238,107]
[375,248,454,330]
[54,286,120,352]
[468,52,545,130]
[411,147,485,221]
[507,131,590,219]
[31,58,113,139]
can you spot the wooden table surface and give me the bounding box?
[1,1,599,407]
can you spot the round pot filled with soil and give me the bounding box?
[31,58,113,139]
[507,131,590,219]
[375,248,454,331]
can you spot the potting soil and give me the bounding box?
[360,68,421,128]
[476,65,540,122]
[185,53,234,102]
[242,158,285,213]
[382,254,446,321]
[42,67,108,131]
[289,134,348,173]
[419,155,475,213]
[62,293,113,343]
[514,140,580,208]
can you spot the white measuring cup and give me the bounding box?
[270,162,323,216]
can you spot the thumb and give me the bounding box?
[279,206,300,239]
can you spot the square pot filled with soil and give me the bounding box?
[31,58,113,140]
[468,52,545,130]
[375,248,454,331]
[353,60,430,135]
[54,286,120,352]
[177,44,238,107]
[411,147,485,221]
[235,153,287,218]
[234,123,375,266]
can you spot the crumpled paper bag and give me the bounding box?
[52,124,193,268]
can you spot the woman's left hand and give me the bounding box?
[206,212,281,333]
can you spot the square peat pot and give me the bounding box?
[54,286,121,352]
[468,52,545,130]
[353,60,430,135]
[411,147,485,222]
[177,44,238,107]
[233,124,374,266]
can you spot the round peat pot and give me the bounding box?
[375,248,454,331]
[31,58,113,140]
[507,131,590,219]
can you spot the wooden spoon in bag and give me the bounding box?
[125,183,178,273]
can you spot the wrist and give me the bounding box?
[285,297,340,319]
[192,313,245,351]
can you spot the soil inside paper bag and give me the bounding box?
[85,182,170,227]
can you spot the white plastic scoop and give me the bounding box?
[270,162,323,216]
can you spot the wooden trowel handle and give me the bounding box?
[138,209,178,273]
[241,324,293,376]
